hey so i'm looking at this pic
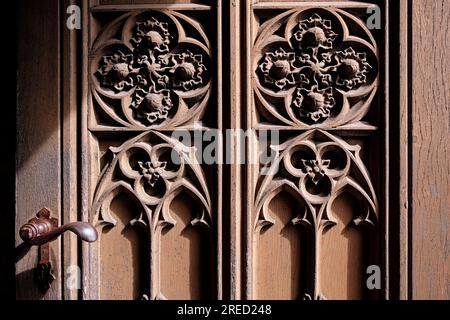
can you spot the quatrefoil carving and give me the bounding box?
[254,8,379,128]
[91,10,211,129]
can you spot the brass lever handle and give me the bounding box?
[19,208,98,245]
[18,208,98,293]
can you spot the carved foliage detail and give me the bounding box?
[91,10,211,128]
[254,8,379,127]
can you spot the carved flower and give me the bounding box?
[259,48,299,90]
[301,159,331,185]
[293,14,337,51]
[170,51,206,91]
[335,47,372,90]
[97,51,136,92]
[138,160,167,187]
[293,85,335,122]
[131,17,171,55]
[131,87,174,125]
[136,52,171,90]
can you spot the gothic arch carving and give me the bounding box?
[254,129,378,299]
[91,130,212,299]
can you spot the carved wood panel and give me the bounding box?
[82,0,221,300]
[81,0,389,301]
[244,1,387,300]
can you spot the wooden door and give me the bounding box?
[14,0,450,300]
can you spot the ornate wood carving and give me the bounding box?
[82,1,386,300]
[92,131,212,299]
[255,130,378,230]
[253,7,379,129]
[83,2,221,300]
[247,2,386,300]
[254,129,378,299]
[90,9,212,129]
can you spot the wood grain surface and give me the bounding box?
[411,0,450,300]
[16,0,61,300]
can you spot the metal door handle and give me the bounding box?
[19,208,98,245]
[18,208,98,293]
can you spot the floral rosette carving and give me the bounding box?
[254,8,379,128]
[91,10,211,128]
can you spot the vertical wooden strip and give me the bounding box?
[62,0,80,300]
[217,0,223,300]
[229,0,243,300]
[81,0,93,300]
[16,0,61,300]
[244,0,257,300]
[384,0,390,300]
[411,0,450,300]
[398,0,410,300]
[85,0,103,301]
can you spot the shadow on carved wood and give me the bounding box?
[160,193,212,299]
[321,192,368,300]
[100,193,150,300]
[255,191,310,300]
